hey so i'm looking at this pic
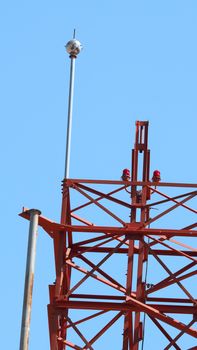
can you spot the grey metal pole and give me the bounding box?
[64,37,82,179]
[64,56,76,179]
[19,209,41,350]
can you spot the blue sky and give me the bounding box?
[0,1,197,349]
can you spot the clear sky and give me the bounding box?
[0,1,197,349]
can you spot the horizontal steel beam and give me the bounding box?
[63,225,197,237]
[54,300,197,314]
[72,246,197,257]
[63,179,197,188]
[69,294,196,304]
[19,210,197,238]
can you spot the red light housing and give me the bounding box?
[122,168,131,181]
[152,169,161,182]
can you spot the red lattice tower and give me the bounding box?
[20,120,197,349]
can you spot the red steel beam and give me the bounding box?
[65,310,108,329]
[57,338,83,350]
[147,186,197,215]
[72,184,126,226]
[143,191,197,228]
[149,316,181,350]
[71,184,131,213]
[146,260,196,296]
[55,299,197,316]
[71,245,197,257]
[19,211,197,238]
[123,240,135,349]
[66,316,94,350]
[61,225,197,237]
[164,319,196,350]
[146,190,197,208]
[68,294,197,305]
[85,311,123,348]
[54,300,197,316]
[63,179,197,188]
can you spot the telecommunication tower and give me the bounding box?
[19,36,197,350]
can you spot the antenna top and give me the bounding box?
[65,38,82,57]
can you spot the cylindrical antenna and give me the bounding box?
[64,32,82,179]
[19,209,41,350]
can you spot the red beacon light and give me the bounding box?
[121,168,131,181]
[152,170,161,182]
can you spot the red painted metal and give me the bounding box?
[20,121,197,349]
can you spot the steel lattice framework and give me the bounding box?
[20,121,197,349]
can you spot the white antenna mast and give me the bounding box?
[64,30,82,178]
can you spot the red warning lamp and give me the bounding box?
[152,170,161,182]
[121,168,131,181]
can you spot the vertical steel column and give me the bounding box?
[122,240,134,349]
[123,122,150,349]
[19,209,41,350]
[133,122,150,350]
